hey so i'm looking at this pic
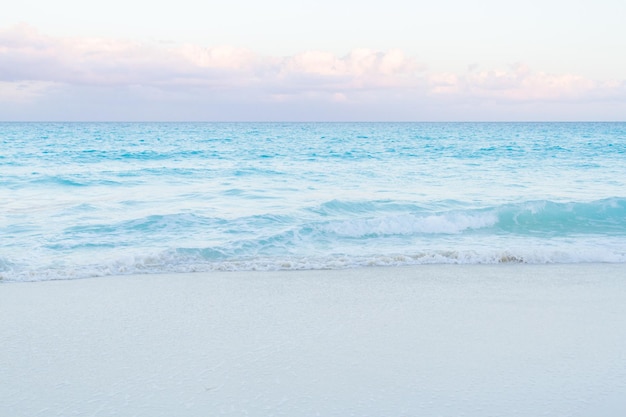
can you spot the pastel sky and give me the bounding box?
[1,0,625,121]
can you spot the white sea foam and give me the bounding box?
[322,212,498,236]
[2,245,626,282]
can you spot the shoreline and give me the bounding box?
[2,263,626,416]
[2,261,626,284]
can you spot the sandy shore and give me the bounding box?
[2,264,626,416]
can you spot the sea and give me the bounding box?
[1,122,625,281]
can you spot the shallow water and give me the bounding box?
[1,122,625,280]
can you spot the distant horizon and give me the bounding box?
[2,120,625,124]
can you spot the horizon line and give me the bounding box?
[2,120,625,123]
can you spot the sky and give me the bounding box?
[1,0,625,121]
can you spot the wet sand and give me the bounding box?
[2,264,626,416]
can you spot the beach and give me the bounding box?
[2,264,626,416]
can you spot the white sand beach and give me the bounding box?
[2,264,626,416]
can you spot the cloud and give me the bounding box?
[0,80,59,102]
[430,63,626,102]
[0,24,423,92]
[282,48,421,78]
[1,24,625,120]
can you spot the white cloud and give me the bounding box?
[428,63,626,103]
[0,25,424,90]
[178,44,257,70]
[1,24,625,120]
[0,80,59,102]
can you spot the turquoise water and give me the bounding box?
[1,122,625,281]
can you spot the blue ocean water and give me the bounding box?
[1,122,625,281]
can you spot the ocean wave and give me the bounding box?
[309,197,626,233]
[309,198,626,238]
[2,198,625,282]
[495,197,626,235]
[319,212,498,237]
